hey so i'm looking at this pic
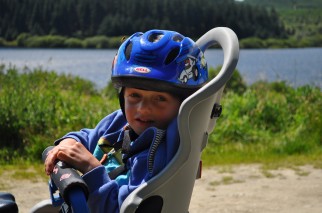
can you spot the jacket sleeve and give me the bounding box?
[53,110,128,212]
[82,166,120,213]
[82,153,152,213]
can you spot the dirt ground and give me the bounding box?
[1,164,322,213]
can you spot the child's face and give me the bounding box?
[124,87,181,135]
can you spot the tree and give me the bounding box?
[0,0,288,40]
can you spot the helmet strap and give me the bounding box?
[118,87,126,119]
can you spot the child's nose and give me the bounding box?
[138,99,152,113]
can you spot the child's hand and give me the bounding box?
[44,138,101,175]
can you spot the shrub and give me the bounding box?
[208,80,322,159]
[108,36,124,48]
[24,35,66,48]
[0,37,6,47]
[298,35,322,47]
[16,33,32,47]
[240,37,265,49]
[0,65,118,163]
[64,38,84,48]
[264,38,289,48]
[208,66,247,95]
[1,65,321,164]
[83,36,110,48]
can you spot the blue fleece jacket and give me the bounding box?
[55,109,179,213]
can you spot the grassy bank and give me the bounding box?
[0,34,126,49]
[203,81,322,166]
[0,65,321,166]
[1,34,322,49]
[239,35,322,48]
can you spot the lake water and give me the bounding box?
[0,48,321,89]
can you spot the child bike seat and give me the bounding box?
[120,27,239,213]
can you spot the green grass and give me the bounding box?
[202,79,322,167]
[202,144,322,166]
[0,65,321,169]
[0,164,47,188]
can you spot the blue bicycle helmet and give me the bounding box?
[111,29,208,98]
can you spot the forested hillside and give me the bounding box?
[0,0,286,40]
[243,0,322,38]
[243,0,322,10]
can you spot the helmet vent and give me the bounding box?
[148,33,164,43]
[165,47,180,65]
[172,35,183,42]
[125,42,133,60]
[134,53,157,65]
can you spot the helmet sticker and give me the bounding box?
[133,67,151,73]
[200,53,207,69]
[178,56,199,83]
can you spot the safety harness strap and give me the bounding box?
[108,164,127,180]
[107,128,166,180]
[107,129,137,180]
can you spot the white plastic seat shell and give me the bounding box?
[120,27,240,213]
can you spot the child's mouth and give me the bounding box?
[136,118,154,126]
[136,118,154,125]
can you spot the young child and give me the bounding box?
[44,29,208,212]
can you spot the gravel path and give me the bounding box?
[1,164,321,213]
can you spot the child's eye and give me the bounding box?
[155,95,167,102]
[129,93,140,98]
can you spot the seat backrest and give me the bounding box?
[120,27,239,213]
